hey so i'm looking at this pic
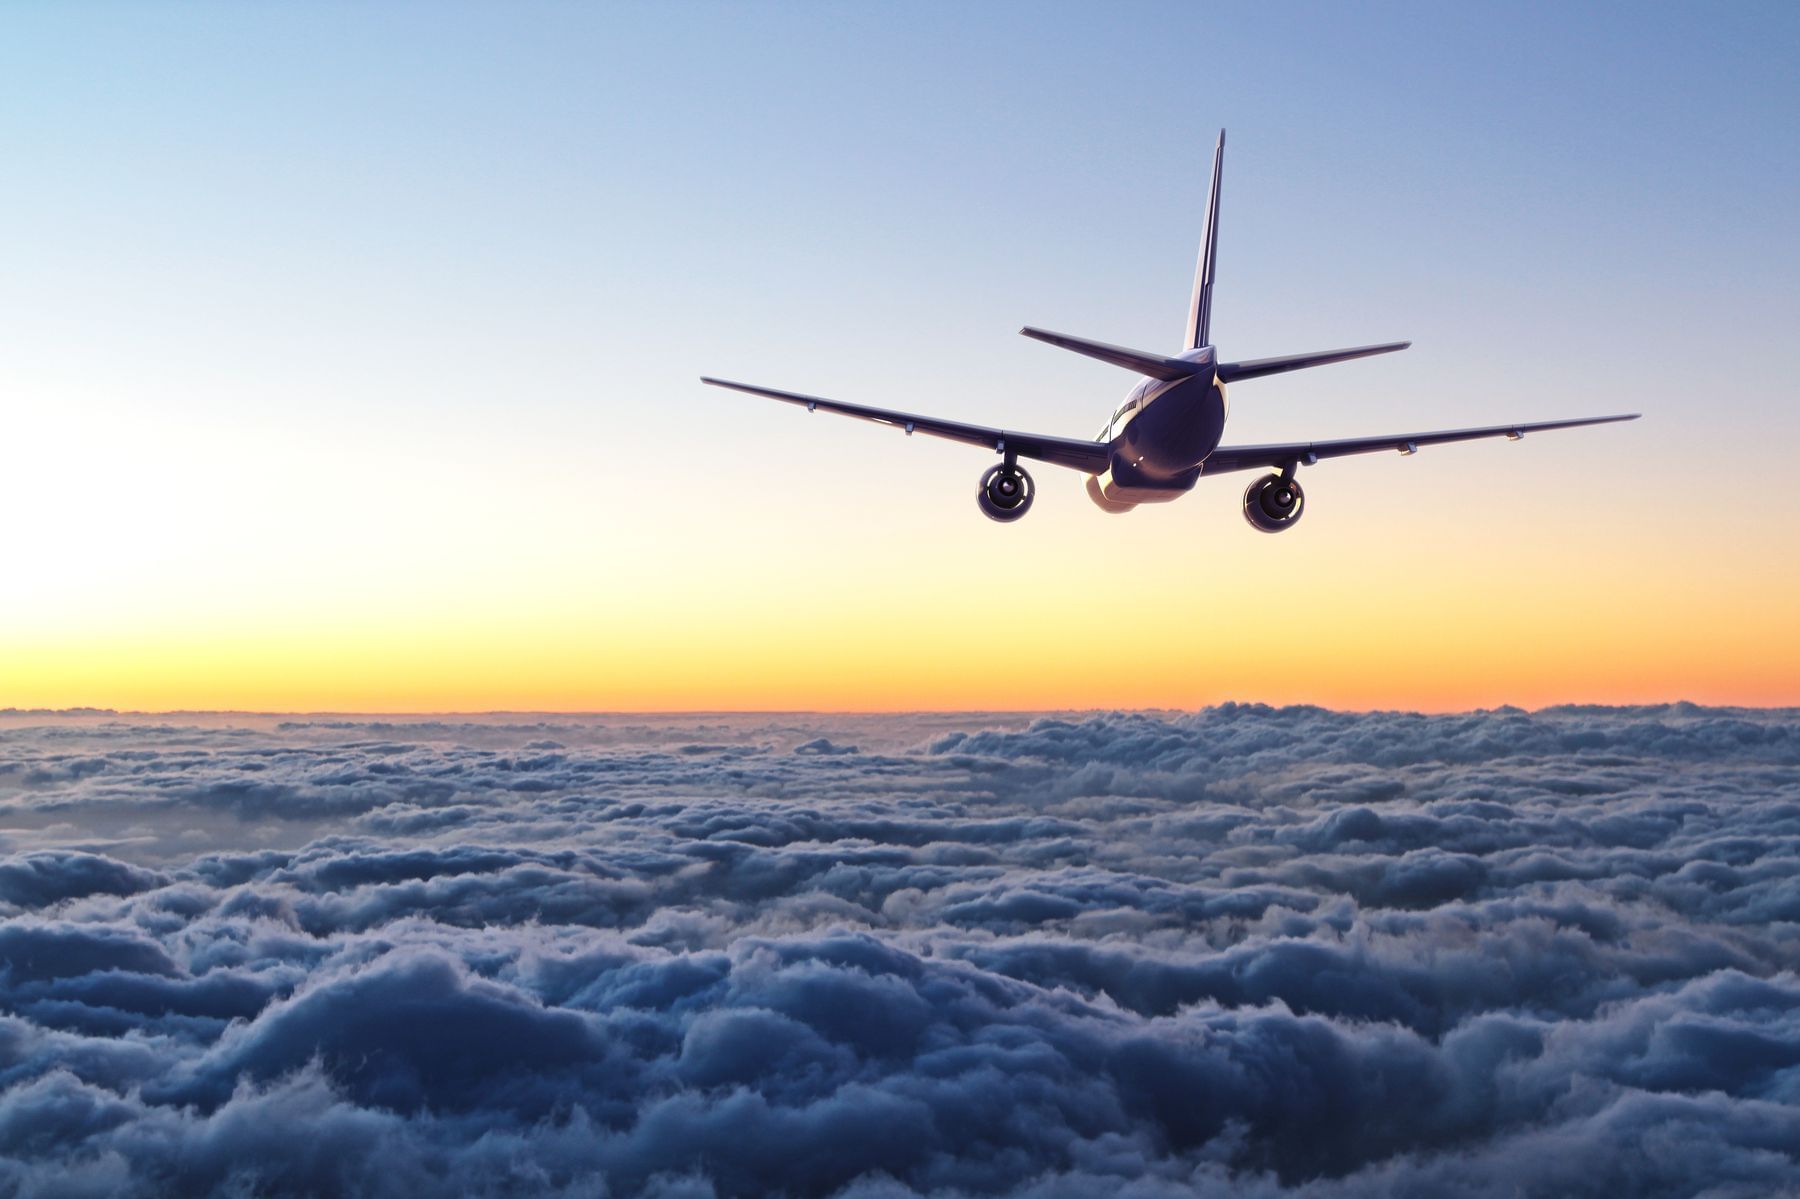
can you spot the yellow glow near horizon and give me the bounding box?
[5,390,1795,715]
[7,483,1796,713]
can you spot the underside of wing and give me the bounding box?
[700,377,1112,474]
[1204,413,1640,476]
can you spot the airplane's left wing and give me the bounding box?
[1203,413,1639,475]
[701,377,1112,474]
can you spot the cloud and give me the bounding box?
[0,851,164,910]
[0,706,1796,1196]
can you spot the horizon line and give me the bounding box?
[1,699,1785,721]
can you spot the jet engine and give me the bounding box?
[1242,473,1304,532]
[978,463,1035,522]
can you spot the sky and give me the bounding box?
[3,2,1798,712]
[1,706,1797,1195]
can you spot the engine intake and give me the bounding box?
[978,463,1035,522]
[1243,473,1304,532]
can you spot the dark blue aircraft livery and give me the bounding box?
[703,132,1637,530]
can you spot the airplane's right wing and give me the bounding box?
[1203,413,1640,475]
[700,377,1112,474]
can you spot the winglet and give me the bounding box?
[1185,129,1225,350]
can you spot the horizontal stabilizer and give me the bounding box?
[1217,341,1411,383]
[1019,327,1204,382]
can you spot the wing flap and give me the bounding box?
[700,377,1111,474]
[1203,413,1640,475]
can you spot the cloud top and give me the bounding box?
[0,705,1796,1196]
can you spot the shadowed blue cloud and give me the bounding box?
[0,707,1796,1196]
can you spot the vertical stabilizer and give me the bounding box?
[1184,129,1224,350]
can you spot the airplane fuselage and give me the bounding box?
[1087,353,1228,511]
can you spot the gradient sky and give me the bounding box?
[3,1,1797,712]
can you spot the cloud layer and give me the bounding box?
[0,705,1797,1197]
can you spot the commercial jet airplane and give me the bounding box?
[702,132,1637,530]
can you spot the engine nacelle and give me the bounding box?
[1243,473,1304,533]
[978,463,1035,522]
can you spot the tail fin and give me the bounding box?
[1184,129,1225,350]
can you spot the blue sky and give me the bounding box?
[11,2,1792,430]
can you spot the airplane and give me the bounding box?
[702,131,1637,531]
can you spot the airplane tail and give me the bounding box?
[1184,129,1225,350]
[1023,130,1410,385]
